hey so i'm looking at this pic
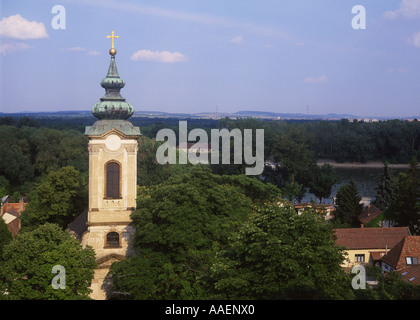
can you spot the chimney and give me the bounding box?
[19,197,24,213]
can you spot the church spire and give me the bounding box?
[91,31,134,120]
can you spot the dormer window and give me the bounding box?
[406,257,419,265]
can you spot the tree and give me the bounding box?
[385,158,420,234]
[0,218,12,258]
[21,166,87,230]
[210,202,353,299]
[0,223,96,299]
[110,167,280,299]
[137,136,183,187]
[373,162,395,211]
[374,270,420,300]
[334,179,364,227]
[271,125,316,187]
[308,164,341,203]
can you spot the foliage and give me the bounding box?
[373,162,395,211]
[0,218,13,259]
[306,119,420,164]
[21,166,87,230]
[210,202,353,299]
[351,267,420,300]
[110,167,280,299]
[308,164,341,203]
[385,158,420,234]
[0,223,96,300]
[0,125,88,195]
[334,180,364,227]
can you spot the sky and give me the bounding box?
[0,0,419,118]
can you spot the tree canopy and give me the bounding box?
[111,167,280,299]
[210,202,353,300]
[0,223,96,300]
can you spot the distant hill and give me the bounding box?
[0,110,417,121]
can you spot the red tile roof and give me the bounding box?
[381,236,420,270]
[358,205,382,225]
[333,227,411,250]
[2,201,27,215]
[370,251,386,261]
[398,265,420,285]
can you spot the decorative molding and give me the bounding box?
[88,145,102,154]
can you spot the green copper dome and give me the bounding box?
[92,55,134,120]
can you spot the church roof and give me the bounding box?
[91,33,135,121]
[86,32,141,137]
[85,120,141,137]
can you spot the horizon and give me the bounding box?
[1,1,420,118]
[1,108,418,120]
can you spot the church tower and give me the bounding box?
[82,32,141,300]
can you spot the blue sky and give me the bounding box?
[0,0,419,117]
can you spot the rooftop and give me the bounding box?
[381,236,420,270]
[333,227,411,250]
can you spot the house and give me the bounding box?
[293,203,335,221]
[397,265,420,285]
[380,236,420,273]
[0,196,27,237]
[333,227,411,269]
[357,204,382,227]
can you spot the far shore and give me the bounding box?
[317,160,410,169]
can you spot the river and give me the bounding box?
[302,165,408,204]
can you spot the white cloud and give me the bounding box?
[62,47,86,52]
[131,49,188,63]
[87,50,100,56]
[408,31,420,47]
[0,42,34,55]
[0,14,48,40]
[384,0,420,20]
[303,75,328,84]
[387,67,408,73]
[61,47,101,56]
[230,36,244,44]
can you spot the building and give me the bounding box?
[293,203,335,221]
[397,265,420,285]
[74,33,141,300]
[380,236,420,273]
[177,142,211,164]
[1,196,27,237]
[357,204,382,227]
[333,227,411,269]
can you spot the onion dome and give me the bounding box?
[92,35,134,120]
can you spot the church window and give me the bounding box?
[106,161,120,199]
[106,232,120,247]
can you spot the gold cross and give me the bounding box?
[107,31,119,49]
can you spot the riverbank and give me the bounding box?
[317,160,410,169]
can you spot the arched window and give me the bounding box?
[106,162,120,199]
[106,232,120,247]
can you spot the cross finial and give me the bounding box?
[107,31,119,49]
[107,31,119,56]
